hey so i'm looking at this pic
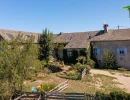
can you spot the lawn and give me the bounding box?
[23,70,125,94]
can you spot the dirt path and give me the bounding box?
[90,69,130,93]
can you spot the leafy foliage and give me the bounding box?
[96,91,130,100]
[38,83,56,92]
[90,44,99,68]
[86,59,95,68]
[71,49,79,64]
[39,28,53,61]
[72,63,91,74]
[54,42,67,60]
[46,62,62,73]
[102,49,117,69]
[57,71,81,80]
[63,49,68,63]
[76,56,86,64]
[0,34,42,99]
[80,49,86,56]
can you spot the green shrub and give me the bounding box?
[46,62,62,73]
[95,91,108,100]
[80,49,86,56]
[76,56,86,64]
[43,67,51,74]
[38,83,56,92]
[102,49,117,69]
[73,63,91,74]
[86,59,95,68]
[96,91,130,100]
[57,71,81,80]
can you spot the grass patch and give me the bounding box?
[122,74,130,77]
[94,74,117,79]
[92,74,122,93]
[24,71,124,94]
[109,72,116,75]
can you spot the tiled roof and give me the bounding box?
[91,29,130,41]
[0,29,40,43]
[54,31,98,48]
[1,28,130,48]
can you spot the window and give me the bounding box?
[26,35,31,38]
[7,33,12,38]
[93,48,100,55]
[68,50,72,56]
[116,48,127,55]
[88,36,91,39]
[70,37,72,40]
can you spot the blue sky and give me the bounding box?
[0,0,130,34]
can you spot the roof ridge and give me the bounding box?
[0,28,40,34]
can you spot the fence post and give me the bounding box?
[84,92,86,100]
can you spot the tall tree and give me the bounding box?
[39,28,53,61]
[0,34,41,99]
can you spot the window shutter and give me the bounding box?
[116,48,120,54]
[97,48,100,55]
[124,48,127,55]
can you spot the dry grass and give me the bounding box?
[24,71,123,94]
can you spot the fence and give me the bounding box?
[82,68,86,78]
[50,80,69,92]
[13,92,98,100]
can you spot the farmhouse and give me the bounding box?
[1,24,130,68]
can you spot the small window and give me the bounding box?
[68,50,72,56]
[70,37,72,40]
[7,33,13,38]
[93,48,100,55]
[116,48,127,55]
[26,35,31,38]
[88,36,91,39]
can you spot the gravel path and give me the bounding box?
[90,69,130,93]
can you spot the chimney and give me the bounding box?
[59,32,63,35]
[103,24,109,33]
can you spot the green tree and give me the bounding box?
[103,49,117,69]
[0,34,41,99]
[39,28,53,61]
[54,42,66,60]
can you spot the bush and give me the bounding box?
[38,83,56,92]
[102,49,117,69]
[86,59,95,68]
[46,62,62,73]
[43,67,52,74]
[95,91,108,100]
[57,71,81,80]
[73,63,91,74]
[96,91,130,100]
[76,56,86,64]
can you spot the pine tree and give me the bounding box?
[39,28,53,61]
